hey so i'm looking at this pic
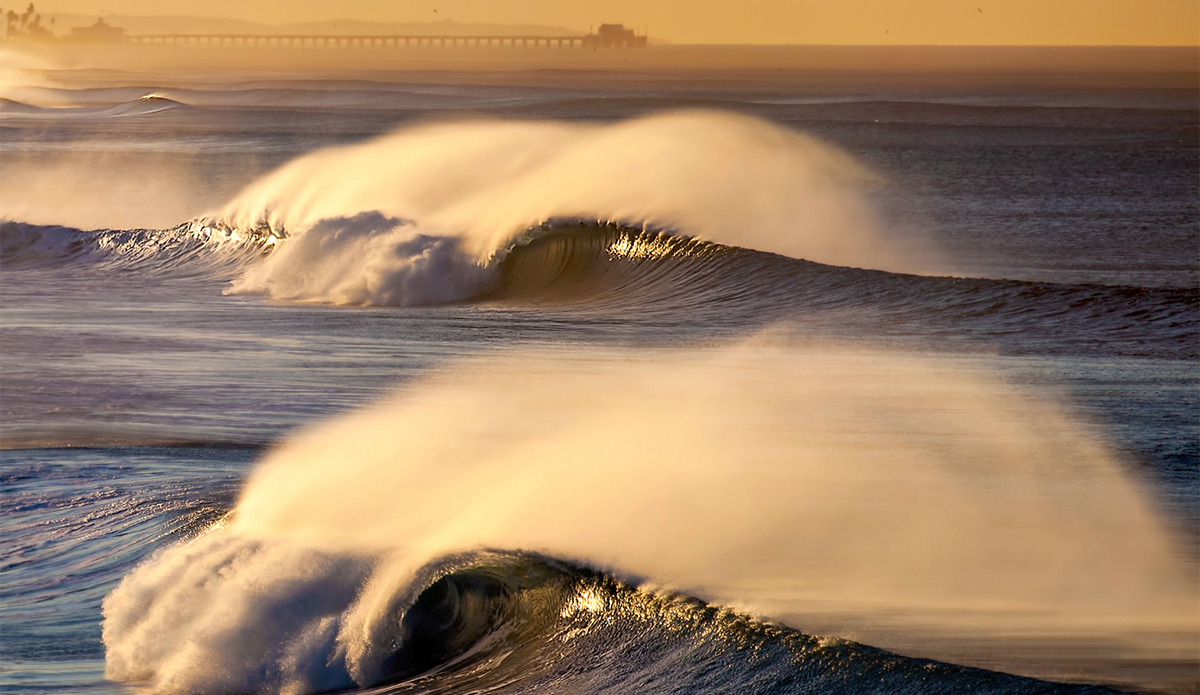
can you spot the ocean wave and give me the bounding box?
[4,217,1194,358]
[214,111,914,273]
[2,109,898,303]
[0,94,193,119]
[0,97,40,113]
[101,343,1197,694]
[104,94,193,117]
[1,112,1191,357]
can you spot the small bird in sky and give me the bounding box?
[978,7,982,12]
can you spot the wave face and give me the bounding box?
[0,220,276,277]
[101,343,1197,694]
[491,223,1198,356]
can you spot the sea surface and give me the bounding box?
[1,54,1197,695]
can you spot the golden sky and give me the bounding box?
[21,0,1200,45]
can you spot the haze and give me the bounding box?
[27,0,1200,45]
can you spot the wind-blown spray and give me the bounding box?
[217,112,927,306]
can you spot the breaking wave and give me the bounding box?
[101,343,1197,694]
[196,110,925,306]
[215,111,896,268]
[1,110,1194,359]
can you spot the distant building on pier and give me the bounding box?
[68,17,126,42]
[583,24,647,48]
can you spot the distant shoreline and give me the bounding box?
[8,44,1196,84]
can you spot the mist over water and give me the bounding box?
[101,342,1196,694]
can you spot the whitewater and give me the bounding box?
[1,52,1197,695]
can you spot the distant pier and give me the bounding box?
[123,24,647,50]
[7,16,648,49]
[127,34,594,48]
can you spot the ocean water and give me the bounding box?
[1,58,1197,695]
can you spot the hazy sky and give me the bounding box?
[22,0,1200,45]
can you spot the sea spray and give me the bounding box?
[102,340,1197,693]
[219,111,932,306]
